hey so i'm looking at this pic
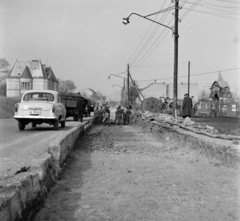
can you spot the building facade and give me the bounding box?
[6,60,58,97]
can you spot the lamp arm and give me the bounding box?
[124,13,174,33]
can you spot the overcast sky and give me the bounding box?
[0,0,239,98]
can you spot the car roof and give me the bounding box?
[23,90,58,95]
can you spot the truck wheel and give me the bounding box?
[61,120,65,128]
[53,119,59,130]
[73,115,79,121]
[18,121,25,131]
[32,122,36,128]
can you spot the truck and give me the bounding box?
[60,93,88,121]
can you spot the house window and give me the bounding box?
[21,82,31,90]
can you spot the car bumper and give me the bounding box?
[14,116,57,120]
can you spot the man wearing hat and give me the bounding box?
[182,93,193,118]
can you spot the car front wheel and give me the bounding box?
[18,121,25,131]
[53,119,59,130]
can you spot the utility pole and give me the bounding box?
[127,63,130,108]
[173,0,179,118]
[188,61,190,96]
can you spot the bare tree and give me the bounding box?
[0,58,11,81]
[58,79,76,93]
[199,90,209,102]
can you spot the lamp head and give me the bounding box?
[122,17,130,25]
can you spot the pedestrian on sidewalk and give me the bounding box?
[182,93,193,118]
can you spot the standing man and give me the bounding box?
[182,93,193,118]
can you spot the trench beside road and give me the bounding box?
[0,117,93,221]
[33,122,239,221]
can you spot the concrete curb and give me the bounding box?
[135,118,240,169]
[0,119,93,221]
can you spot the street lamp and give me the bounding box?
[108,71,126,79]
[122,2,179,117]
[122,13,174,33]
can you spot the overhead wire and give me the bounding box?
[128,0,168,64]
[130,0,189,74]
[136,67,240,82]
[180,0,202,20]
[130,2,173,67]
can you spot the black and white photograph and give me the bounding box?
[0,0,240,220]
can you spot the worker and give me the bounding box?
[94,106,100,124]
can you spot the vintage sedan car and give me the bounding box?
[14,90,66,130]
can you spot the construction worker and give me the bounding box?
[125,107,132,125]
[94,106,100,124]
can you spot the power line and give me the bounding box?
[130,0,188,74]
[180,0,201,20]
[183,8,240,20]
[128,0,168,63]
[136,67,240,82]
[129,1,173,66]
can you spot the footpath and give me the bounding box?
[33,123,239,221]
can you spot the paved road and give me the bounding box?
[0,117,92,183]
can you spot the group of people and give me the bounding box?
[160,94,197,118]
[93,106,110,124]
[114,106,132,125]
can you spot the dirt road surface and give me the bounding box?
[34,124,239,221]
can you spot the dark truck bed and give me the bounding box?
[60,93,88,121]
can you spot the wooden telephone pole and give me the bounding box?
[127,63,130,107]
[173,0,179,118]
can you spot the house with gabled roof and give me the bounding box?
[6,60,58,97]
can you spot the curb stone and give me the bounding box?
[0,118,94,221]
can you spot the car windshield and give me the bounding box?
[23,92,54,102]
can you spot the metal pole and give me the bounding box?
[188,61,190,96]
[173,0,179,118]
[127,63,130,108]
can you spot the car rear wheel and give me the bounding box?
[61,120,65,128]
[32,122,36,128]
[53,119,59,130]
[18,121,25,131]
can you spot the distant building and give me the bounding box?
[6,60,58,97]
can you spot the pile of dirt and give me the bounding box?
[0,96,20,118]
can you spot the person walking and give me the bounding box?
[182,93,193,118]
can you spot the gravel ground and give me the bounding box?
[34,123,239,221]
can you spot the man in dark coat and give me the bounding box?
[182,93,193,118]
